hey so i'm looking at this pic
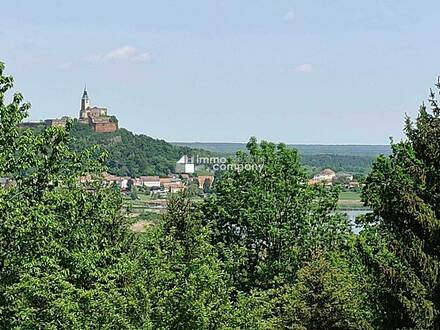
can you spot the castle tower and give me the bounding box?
[79,85,90,119]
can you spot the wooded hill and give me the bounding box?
[69,121,210,177]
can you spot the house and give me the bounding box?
[307,179,320,186]
[79,174,93,184]
[197,175,214,189]
[140,176,161,188]
[0,177,10,187]
[120,177,130,190]
[103,173,121,185]
[21,118,68,129]
[159,177,172,187]
[131,178,143,187]
[89,116,118,133]
[347,181,360,189]
[101,173,129,189]
[159,177,185,193]
[313,168,336,182]
[175,155,195,174]
[169,182,185,193]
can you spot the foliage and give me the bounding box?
[139,195,232,329]
[186,178,202,197]
[173,142,391,157]
[69,120,210,177]
[302,154,375,175]
[275,251,375,329]
[202,137,353,291]
[359,84,440,328]
[0,62,151,329]
[9,60,440,329]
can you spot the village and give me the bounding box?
[91,172,214,197]
[90,167,361,195]
[11,87,364,217]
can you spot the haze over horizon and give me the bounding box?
[2,0,440,144]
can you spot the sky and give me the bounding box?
[1,0,440,144]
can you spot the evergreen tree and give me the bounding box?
[140,194,232,328]
[360,81,440,328]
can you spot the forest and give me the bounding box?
[2,62,440,329]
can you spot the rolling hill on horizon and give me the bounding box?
[172,142,391,157]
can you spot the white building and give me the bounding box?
[140,176,161,188]
[119,177,130,190]
[313,168,336,182]
[175,155,195,174]
[0,177,9,187]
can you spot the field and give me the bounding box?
[337,191,365,209]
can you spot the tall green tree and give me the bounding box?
[140,194,232,329]
[202,138,352,291]
[198,138,375,328]
[0,62,150,328]
[274,251,375,329]
[360,83,440,328]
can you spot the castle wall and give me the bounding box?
[93,122,118,133]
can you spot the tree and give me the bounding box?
[140,194,232,328]
[186,178,202,197]
[0,62,150,328]
[360,82,440,328]
[129,182,138,200]
[276,251,375,329]
[202,177,212,194]
[202,138,353,292]
[197,138,375,327]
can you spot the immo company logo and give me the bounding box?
[176,155,264,173]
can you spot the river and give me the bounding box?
[339,209,371,233]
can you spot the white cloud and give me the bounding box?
[295,64,313,73]
[132,52,152,62]
[103,46,137,60]
[88,46,152,63]
[57,61,73,70]
[284,11,295,21]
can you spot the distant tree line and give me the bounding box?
[301,154,375,175]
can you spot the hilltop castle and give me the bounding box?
[20,87,119,133]
[79,87,118,133]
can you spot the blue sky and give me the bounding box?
[1,0,439,144]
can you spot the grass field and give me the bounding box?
[123,190,367,216]
[339,191,361,200]
[337,191,365,209]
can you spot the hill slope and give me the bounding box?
[70,122,208,177]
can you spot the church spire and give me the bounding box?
[82,84,89,99]
[80,85,91,119]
